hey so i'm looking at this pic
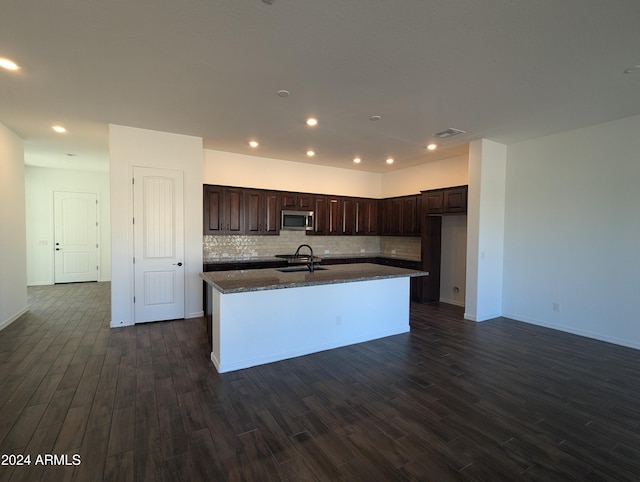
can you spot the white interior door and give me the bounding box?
[133,167,185,323]
[54,191,98,283]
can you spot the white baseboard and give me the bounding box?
[186,311,204,319]
[439,297,465,307]
[464,311,502,322]
[27,281,52,286]
[0,307,29,331]
[110,319,134,328]
[502,311,640,351]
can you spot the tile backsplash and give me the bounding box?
[203,231,421,262]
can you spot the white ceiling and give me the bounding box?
[1,1,639,173]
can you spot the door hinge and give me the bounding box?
[96,265,99,270]
[133,257,135,264]
[132,177,135,185]
[133,296,136,303]
[96,243,99,248]
[132,217,135,225]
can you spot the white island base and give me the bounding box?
[207,276,410,373]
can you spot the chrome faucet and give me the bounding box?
[294,244,315,272]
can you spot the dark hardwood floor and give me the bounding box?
[2,282,640,481]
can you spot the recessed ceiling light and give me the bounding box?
[624,65,640,74]
[276,89,290,97]
[369,115,382,121]
[306,150,315,157]
[353,158,361,164]
[306,118,318,127]
[427,143,437,151]
[385,158,394,164]
[0,58,20,71]
[52,125,67,134]
[249,140,259,148]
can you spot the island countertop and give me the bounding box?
[200,262,428,294]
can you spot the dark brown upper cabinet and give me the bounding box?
[282,192,313,210]
[422,186,468,215]
[312,195,329,235]
[378,194,420,236]
[444,186,468,213]
[327,197,343,235]
[355,198,378,235]
[341,197,356,235]
[203,185,243,234]
[244,189,281,235]
[205,184,426,237]
[425,190,445,214]
[402,195,419,236]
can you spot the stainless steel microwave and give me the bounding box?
[281,210,314,231]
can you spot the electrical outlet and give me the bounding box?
[553,302,561,312]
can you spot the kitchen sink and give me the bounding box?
[276,266,328,273]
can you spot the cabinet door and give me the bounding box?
[444,187,467,213]
[281,192,297,209]
[356,198,378,235]
[203,185,224,234]
[402,196,419,236]
[341,197,355,235]
[312,196,328,234]
[379,199,390,235]
[226,188,244,233]
[282,192,313,210]
[244,190,262,234]
[366,199,379,235]
[328,197,342,234]
[264,191,281,234]
[389,198,403,235]
[297,194,313,210]
[355,198,367,235]
[425,191,444,214]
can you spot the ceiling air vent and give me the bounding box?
[433,128,466,138]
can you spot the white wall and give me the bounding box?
[204,149,383,198]
[109,125,203,327]
[205,149,469,200]
[381,154,469,197]
[25,166,111,285]
[0,123,28,330]
[465,139,506,322]
[503,114,640,348]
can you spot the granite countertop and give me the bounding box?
[200,262,429,294]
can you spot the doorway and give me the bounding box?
[53,191,99,283]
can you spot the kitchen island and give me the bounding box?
[200,263,428,373]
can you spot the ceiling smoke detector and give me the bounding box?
[433,128,466,138]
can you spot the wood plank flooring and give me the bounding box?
[1,282,640,480]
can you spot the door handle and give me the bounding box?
[173,262,183,267]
